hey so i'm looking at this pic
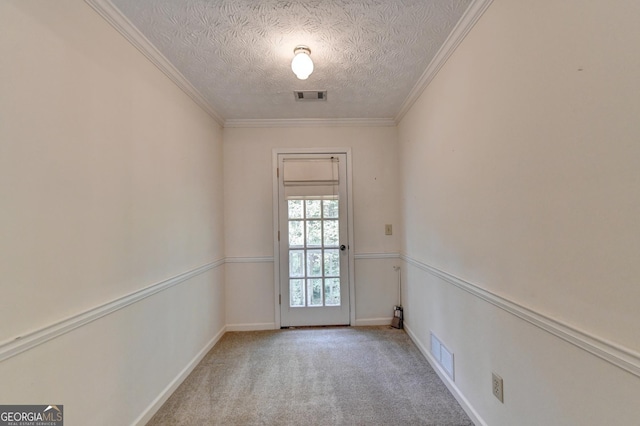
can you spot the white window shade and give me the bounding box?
[283,157,339,197]
[283,158,339,186]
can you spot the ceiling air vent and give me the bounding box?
[294,90,327,101]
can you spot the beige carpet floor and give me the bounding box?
[147,326,473,426]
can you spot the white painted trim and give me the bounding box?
[225,256,274,264]
[224,118,397,128]
[84,0,225,126]
[133,325,226,426]
[272,148,356,328]
[84,0,491,128]
[395,0,494,123]
[85,0,491,128]
[354,252,401,260]
[345,151,356,327]
[272,151,282,329]
[401,254,640,378]
[405,323,487,426]
[0,260,224,362]
[226,323,277,332]
[354,317,394,326]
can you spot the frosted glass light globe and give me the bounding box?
[291,46,314,80]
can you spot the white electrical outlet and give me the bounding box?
[492,372,504,403]
[385,224,392,235]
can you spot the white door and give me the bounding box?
[278,153,350,327]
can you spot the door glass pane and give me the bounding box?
[307,279,323,306]
[305,200,321,218]
[306,220,322,247]
[289,221,304,246]
[325,278,340,306]
[323,199,338,218]
[323,220,338,246]
[307,250,322,277]
[288,200,303,219]
[289,251,305,277]
[290,279,304,306]
[286,194,343,309]
[324,249,340,277]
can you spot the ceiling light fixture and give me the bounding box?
[291,46,314,80]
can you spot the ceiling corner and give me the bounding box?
[394,0,494,124]
[84,0,226,126]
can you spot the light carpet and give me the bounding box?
[147,326,473,425]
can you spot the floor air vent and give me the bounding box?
[294,91,327,101]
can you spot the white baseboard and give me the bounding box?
[133,326,227,426]
[401,254,640,378]
[404,323,486,426]
[354,317,394,326]
[225,322,277,332]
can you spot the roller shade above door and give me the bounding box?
[283,157,340,198]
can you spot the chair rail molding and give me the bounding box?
[0,259,224,363]
[401,253,640,378]
[225,256,274,264]
[354,252,401,260]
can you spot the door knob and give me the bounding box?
[340,244,347,251]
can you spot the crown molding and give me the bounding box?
[86,0,491,127]
[224,118,397,128]
[84,0,225,126]
[395,0,494,123]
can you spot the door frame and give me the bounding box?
[272,147,355,328]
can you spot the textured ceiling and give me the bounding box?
[109,0,473,121]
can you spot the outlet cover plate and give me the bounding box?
[492,372,504,403]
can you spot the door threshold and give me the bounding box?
[281,324,350,329]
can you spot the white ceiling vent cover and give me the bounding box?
[294,91,327,101]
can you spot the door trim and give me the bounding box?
[272,147,355,328]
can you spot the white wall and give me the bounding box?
[223,126,401,328]
[0,2,225,425]
[398,0,640,424]
[6,0,638,424]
